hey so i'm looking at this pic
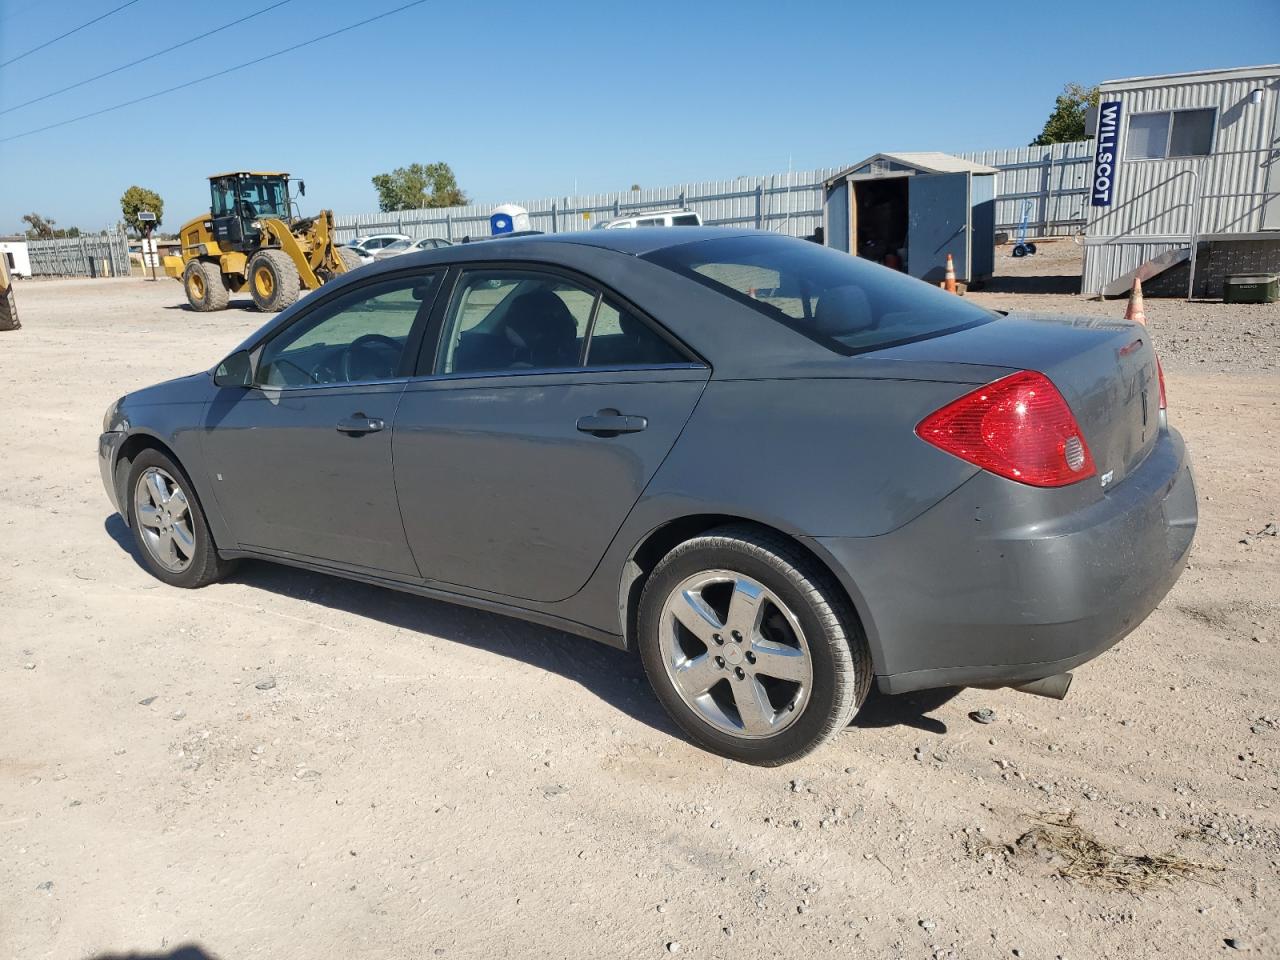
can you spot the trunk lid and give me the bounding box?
[869,312,1162,489]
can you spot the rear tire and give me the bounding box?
[247,249,300,312]
[125,448,236,588]
[0,283,19,331]
[637,524,872,765]
[1012,244,1028,258]
[183,259,229,312]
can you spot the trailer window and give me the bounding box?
[644,234,994,356]
[1126,109,1215,160]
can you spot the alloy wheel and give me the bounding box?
[659,569,813,738]
[133,467,196,573]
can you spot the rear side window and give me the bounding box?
[643,234,994,355]
[435,269,690,375]
[671,214,700,226]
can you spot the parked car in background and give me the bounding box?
[98,229,1195,765]
[373,236,453,260]
[341,234,411,262]
[596,209,702,229]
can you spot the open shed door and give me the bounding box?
[908,172,969,284]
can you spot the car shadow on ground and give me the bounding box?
[87,947,216,960]
[105,515,964,744]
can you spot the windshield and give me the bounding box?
[643,234,995,355]
[237,176,289,219]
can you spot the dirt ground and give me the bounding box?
[1,244,1277,960]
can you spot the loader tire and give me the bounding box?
[337,246,364,274]
[247,249,300,312]
[183,259,229,312]
[0,282,19,331]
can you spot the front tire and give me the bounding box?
[0,282,19,331]
[637,525,871,765]
[183,259,229,312]
[126,449,235,588]
[247,249,300,312]
[337,246,364,273]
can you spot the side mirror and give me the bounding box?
[213,350,253,388]
[298,180,306,197]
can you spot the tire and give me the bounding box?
[1025,242,1037,255]
[637,524,872,765]
[125,448,236,588]
[1012,244,1028,258]
[337,246,364,273]
[247,249,300,312]
[0,283,19,331]
[183,259,229,312]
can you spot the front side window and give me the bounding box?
[644,234,994,356]
[1126,109,1215,160]
[211,179,237,217]
[257,273,440,387]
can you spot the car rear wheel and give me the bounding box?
[126,449,236,588]
[638,525,871,765]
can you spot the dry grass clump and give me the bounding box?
[977,811,1222,891]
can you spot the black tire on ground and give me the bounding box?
[1025,242,1037,255]
[247,249,301,312]
[1012,244,1028,258]
[125,448,236,589]
[183,259,230,312]
[337,246,364,273]
[637,524,872,765]
[0,284,19,331]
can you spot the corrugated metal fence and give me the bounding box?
[26,232,131,277]
[335,142,1093,244]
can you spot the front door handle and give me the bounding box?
[576,409,648,436]
[336,414,385,435]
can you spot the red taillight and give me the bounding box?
[916,371,1096,487]
[1157,357,1167,410]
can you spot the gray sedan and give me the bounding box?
[99,229,1196,764]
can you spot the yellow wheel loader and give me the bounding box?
[0,254,19,331]
[163,172,362,313]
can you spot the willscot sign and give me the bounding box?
[1091,101,1122,207]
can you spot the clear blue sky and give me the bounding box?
[0,0,1276,233]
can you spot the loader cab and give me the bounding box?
[208,172,291,251]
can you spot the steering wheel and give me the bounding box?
[341,333,402,383]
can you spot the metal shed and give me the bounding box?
[822,152,998,287]
[1081,64,1280,298]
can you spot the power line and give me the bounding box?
[0,0,432,143]
[1,0,295,116]
[0,0,142,69]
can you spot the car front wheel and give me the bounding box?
[126,449,235,588]
[638,525,871,765]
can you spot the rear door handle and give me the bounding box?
[576,409,648,436]
[336,414,385,435]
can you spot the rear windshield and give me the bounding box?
[643,234,994,355]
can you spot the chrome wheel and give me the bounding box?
[133,467,196,573]
[659,570,813,739]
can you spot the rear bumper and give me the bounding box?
[813,427,1197,694]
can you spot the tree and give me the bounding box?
[1031,83,1100,146]
[630,183,641,192]
[371,162,468,212]
[21,213,79,239]
[120,185,164,235]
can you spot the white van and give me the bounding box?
[597,209,702,230]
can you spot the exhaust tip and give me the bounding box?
[1012,673,1073,700]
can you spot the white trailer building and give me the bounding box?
[1081,64,1279,298]
[0,239,32,278]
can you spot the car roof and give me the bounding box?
[454,226,757,256]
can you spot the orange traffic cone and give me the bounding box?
[942,254,958,294]
[1124,277,1147,325]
